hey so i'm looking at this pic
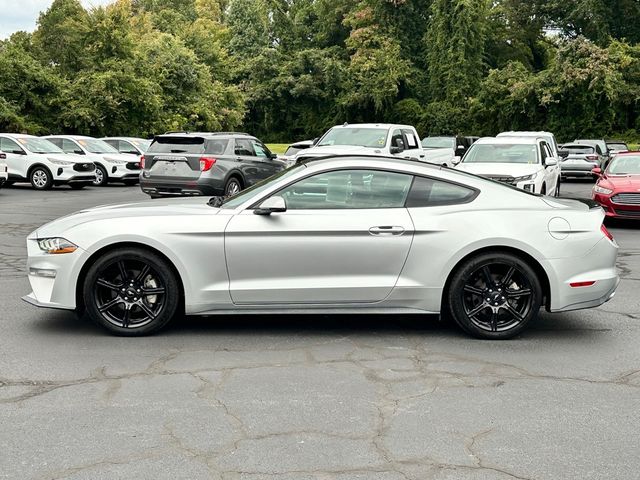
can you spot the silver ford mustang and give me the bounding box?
[23,156,619,339]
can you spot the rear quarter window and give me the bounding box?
[205,139,229,155]
[406,176,478,207]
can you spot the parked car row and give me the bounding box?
[0,133,149,190]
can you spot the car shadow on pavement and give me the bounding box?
[32,309,612,341]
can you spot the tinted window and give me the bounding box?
[0,137,24,154]
[564,145,595,154]
[148,136,205,154]
[62,139,83,154]
[103,139,118,148]
[235,139,255,156]
[205,139,229,155]
[279,170,413,209]
[406,176,477,207]
[118,140,139,154]
[47,138,63,148]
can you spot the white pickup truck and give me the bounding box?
[293,123,427,164]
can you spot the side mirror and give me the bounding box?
[591,167,602,176]
[545,157,558,167]
[254,195,286,215]
[74,150,84,155]
[312,137,319,145]
[10,149,26,155]
[270,152,278,160]
[390,138,405,154]
[123,150,139,155]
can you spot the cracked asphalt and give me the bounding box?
[0,181,638,480]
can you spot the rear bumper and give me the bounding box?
[140,175,223,196]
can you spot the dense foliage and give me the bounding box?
[1,0,639,142]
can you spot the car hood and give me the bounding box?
[295,145,383,158]
[101,152,139,162]
[40,153,90,165]
[455,162,542,176]
[423,148,454,160]
[33,197,217,239]
[602,174,640,189]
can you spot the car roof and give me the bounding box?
[44,135,96,140]
[497,131,554,137]
[612,151,640,156]
[160,131,252,138]
[473,136,540,145]
[329,123,414,130]
[561,143,595,148]
[0,133,37,139]
[102,136,150,141]
[289,140,314,147]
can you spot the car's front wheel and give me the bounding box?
[93,165,108,186]
[83,248,180,336]
[447,252,542,339]
[30,167,53,190]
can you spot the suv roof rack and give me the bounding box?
[162,131,251,136]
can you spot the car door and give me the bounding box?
[233,138,267,187]
[0,137,28,179]
[249,139,282,179]
[224,168,415,305]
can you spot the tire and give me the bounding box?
[224,177,242,196]
[93,165,108,186]
[30,167,53,190]
[83,247,180,336]
[124,179,138,186]
[446,252,542,340]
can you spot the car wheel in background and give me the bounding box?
[93,165,108,186]
[83,247,180,336]
[30,167,53,190]
[447,252,542,340]
[224,177,242,196]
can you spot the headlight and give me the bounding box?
[514,172,538,182]
[593,185,613,195]
[37,237,78,254]
[110,160,128,165]
[49,159,73,166]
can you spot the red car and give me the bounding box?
[592,152,640,219]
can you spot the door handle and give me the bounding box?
[369,226,405,236]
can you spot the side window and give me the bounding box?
[544,144,553,159]
[62,139,83,154]
[251,140,269,158]
[0,137,25,154]
[390,129,404,149]
[47,138,62,148]
[235,139,255,156]
[539,142,548,162]
[406,176,477,208]
[277,169,413,209]
[206,139,229,156]
[119,141,138,154]
[401,129,419,149]
[103,139,117,149]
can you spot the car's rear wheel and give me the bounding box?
[224,177,242,196]
[93,165,108,186]
[447,252,542,339]
[30,167,53,190]
[83,248,180,336]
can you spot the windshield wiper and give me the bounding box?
[207,196,225,207]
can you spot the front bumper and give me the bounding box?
[106,164,141,181]
[593,193,640,219]
[52,168,95,184]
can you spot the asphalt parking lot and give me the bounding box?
[1,181,639,480]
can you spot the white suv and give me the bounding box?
[0,153,8,189]
[455,136,561,196]
[0,134,96,190]
[44,135,141,186]
[293,123,426,164]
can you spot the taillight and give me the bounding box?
[586,155,599,161]
[139,155,145,169]
[199,157,216,172]
[601,224,614,242]
[0,153,6,159]
[570,281,596,288]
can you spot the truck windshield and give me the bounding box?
[317,128,388,148]
[422,137,455,149]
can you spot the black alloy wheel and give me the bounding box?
[83,248,179,335]
[447,253,542,339]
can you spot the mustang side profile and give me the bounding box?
[23,156,619,339]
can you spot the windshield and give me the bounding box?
[607,155,640,175]
[131,139,152,151]
[422,137,455,149]
[220,164,306,209]
[78,138,119,154]
[16,137,63,154]
[317,128,388,148]
[462,143,539,164]
[607,143,628,151]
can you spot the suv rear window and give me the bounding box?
[148,136,206,154]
